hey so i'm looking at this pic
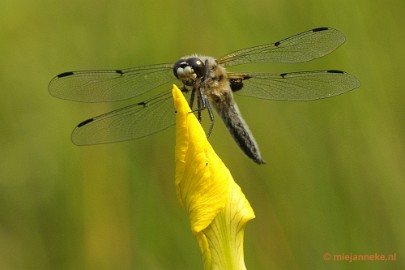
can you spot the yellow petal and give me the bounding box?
[172,85,255,269]
[173,85,229,233]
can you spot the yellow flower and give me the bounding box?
[172,85,255,270]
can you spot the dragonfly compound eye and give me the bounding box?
[173,57,205,84]
[186,57,205,78]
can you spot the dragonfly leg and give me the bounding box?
[197,93,202,121]
[197,86,215,138]
[188,87,196,110]
[205,99,215,138]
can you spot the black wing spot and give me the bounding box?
[77,118,94,127]
[312,27,329,32]
[115,70,124,75]
[280,73,288,78]
[57,71,74,78]
[230,79,243,91]
[230,75,251,92]
[137,101,147,107]
[274,40,281,47]
[327,70,344,74]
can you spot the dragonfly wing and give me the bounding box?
[218,27,346,67]
[71,92,175,145]
[49,63,174,102]
[229,70,360,101]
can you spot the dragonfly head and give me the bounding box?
[173,57,205,86]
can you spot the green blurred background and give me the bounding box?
[1,0,404,269]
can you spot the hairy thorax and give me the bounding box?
[199,56,233,106]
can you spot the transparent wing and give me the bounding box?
[228,70,360,101]
[49,63,174,102]
[218,27,345,67]
[71,92,175,145]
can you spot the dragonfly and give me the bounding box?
[49,27,360,164]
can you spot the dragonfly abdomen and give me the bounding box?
[211,93,265,164]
